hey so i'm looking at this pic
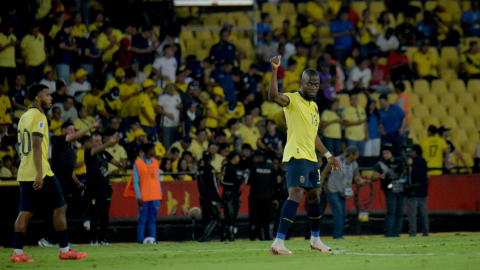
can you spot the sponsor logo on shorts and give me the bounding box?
[300,176,305,183]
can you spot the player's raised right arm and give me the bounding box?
[268,56,289,107]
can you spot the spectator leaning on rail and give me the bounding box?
[321,146,366,239]
[124,143,163,244]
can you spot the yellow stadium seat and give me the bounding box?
[179,31,194,42]
[203,38,214,51]
[457,92,475,105]
[448,104,466,117]
[406,47,418,65]
[237,38,253,51]
[410,130,419,144]
[413,80,430,93]
[463,153,475,167]
[279,2,296,16]
[420,92,438,107]
[458,116,476,129]
[412,104,430,118]
[287,14,297,26]
[463,141,478,156]
[403,80,412,93]
[451,129,468,144]
[337,94,350,108]
[236,15,253,27]
[409,1,423,10]
[388,93,398,104]
[462,1,472,12]
[203,16,220,27]
[396,12,404,25]
[441,47,460,69]
[446,1,462,23]
[408,93,420,107]
[352,2,368,18]
[410,117,424,131]
[370,1,387,18]
[240,59,254,73]
[440,116,458,129]
[440,68,458,83]
[425,1,438,11]
[423,116,440,128]
[438,58,448,70]
[476,116,480,127]
[466,103,480,117]
[475,92,480,103]
[439,92,456,107]
[319,38,334,48]
[430,104,447,118]
[467,79,480,93]
[297,2,307,14]
[415,11,424,22]
[196,49,209,61]
[261,3,279,16]
[428,47,440,59]
[431,79,448,94]
[466,129,479,142]
[186,39,202,52]
[195,31,212,41]
[358,93,368,108]
[271,14,286,32]
[175,7,191,18]
[448,79,467,94]
[370,93,380,107]
[415,129,428,142]
[319,26,330,37]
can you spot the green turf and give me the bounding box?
[2,234,480,269]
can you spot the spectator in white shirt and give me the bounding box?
[255,31,279,71]
[376,28,400,57]
[152,44,178,88]
[155,84,182,148]
[67,68,91,103]
[39,66,57,93]
[50,96,78,122]
[346,57,372,93]
[132,61,147,86]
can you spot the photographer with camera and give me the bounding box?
[372,143,405,237]
[405,145,429,237]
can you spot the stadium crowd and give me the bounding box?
[1,0,480,243]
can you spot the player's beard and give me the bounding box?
[40,100,50,112]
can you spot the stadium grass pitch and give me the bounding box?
[1,233,479,269]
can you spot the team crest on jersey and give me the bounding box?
[38,121,45,130]
[297,148,299,153]
[300,176,305,183]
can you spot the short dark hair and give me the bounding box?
[220,29,229,36]
[142,143,155,154]
[215,131,226,139]
[63,20,74,29]
[28,84,49,101]
[91,131,102,139]
[56,80,66,90]
[428,125,437,134]
[219,143,230,151]
[287,57,297,67]
[379,94,388,101]
[412,144,422,156]
[2,155,12,164]
[170,147,180,154]
[182,151,193,159]
[125,69,136,79]
[395,82,405,92]
[142,25,153,32]
[266,120,276,126]
[242,143,253,151]
[227,151,240,161]
[163,44,172,51]
[61,120,74,130]
[52,106,61,114]
[227,119,238,129]
[261,13,270,21]
[196,129,207,136]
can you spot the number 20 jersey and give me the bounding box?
[282,92,319,163]
[17,108,54,181]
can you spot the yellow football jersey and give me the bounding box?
[17,108,54,181]
[282,92,319,163]
[420,135,448,176]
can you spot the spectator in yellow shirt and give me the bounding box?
[218,101,245,128]
[50,107,64,137]
[236,114,261,150]
[88,11,104,32]
[281,58,300,93]
[138,79,157,141]
[97,87,122,119]
[206,86,225,130]
[175,158,193,181]
[321,99,342,155]
[74,136,91,180]
[189,129,209,159]
[104,68,125,94]
[342,92,367,155]
[460,41,480,82]
[0,23,17,90]
[72,12,87,38]
[412,40,440,82]
[160,157,175,181]
[49,12,65,40]
[73,106,96,136]
[82,83,102,115]
[357,9,378,58]
[96,22,123,63]
[120,70,142,130]
[21,23,47,85]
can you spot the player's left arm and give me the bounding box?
[315,135,342,172]
[66,116,100,142]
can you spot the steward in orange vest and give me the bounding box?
[124,143,162,243]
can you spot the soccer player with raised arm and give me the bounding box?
[11,84,87,263]
[268,56,343,255]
